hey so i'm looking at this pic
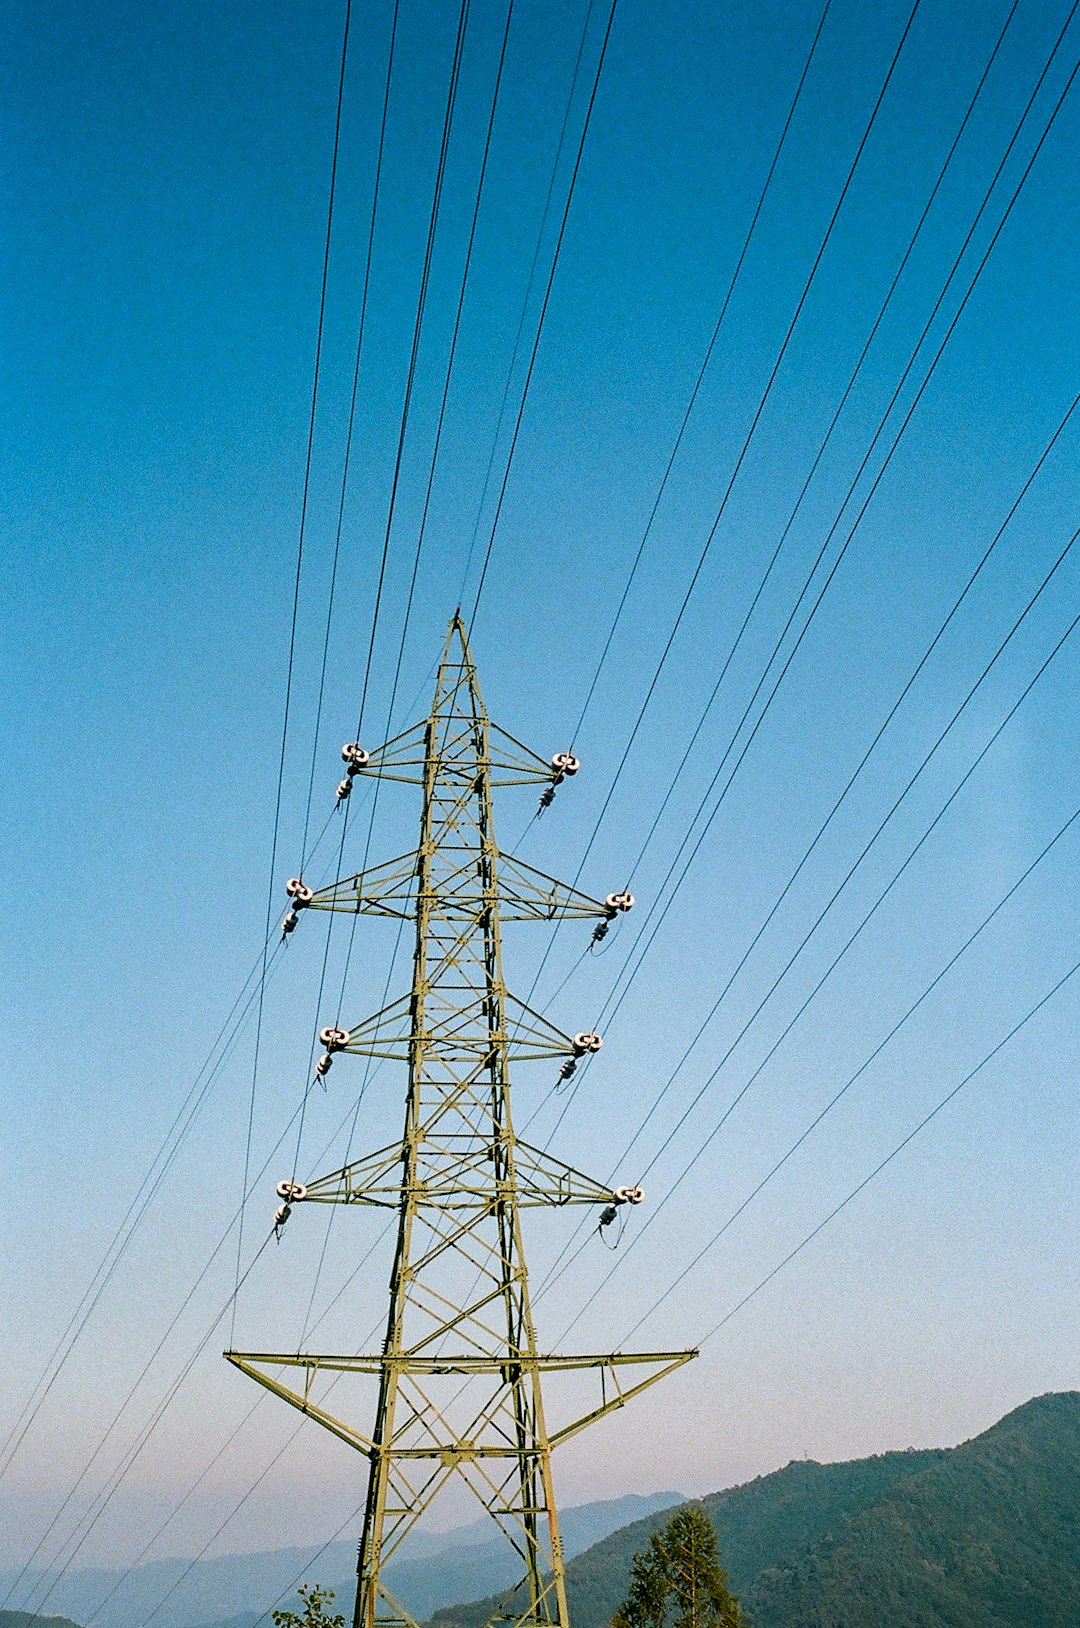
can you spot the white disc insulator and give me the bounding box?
[573,1031,603,1054]
[550,752,580,776]
[605,891,635,913]
[276,1179,308,1201]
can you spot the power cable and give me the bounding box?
[326,0,519,1038]
[582,16,1080,1056]
[5,1074,326,1616]
[468,0,621,626]
[0,787,355,1487]
[13,1228,276,1617]
[619,799,1080,1339]
[85,1222,394,1628]
[695,949,1080,1345]
[403,0,517,644]
[559,0,923,887]
[547,548,1080,1328]
[536,0,1080,1075]
[0,935,274,1483]
[299,0,401,872]
[515,0,1035,1126]
[514,52,1080,1289]
[566,0,835,751]
[348,0,473,752]
[457,0,598,602]
[16,1070,392,1619]
[287,0,474,1190]
[510,0,927,1018]
[595,0,1024,897]
[233,0,356,1342]
[576,388,1080,1182]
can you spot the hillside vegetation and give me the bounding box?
[431,1392,1080,1628]
[0,1613,84,1628]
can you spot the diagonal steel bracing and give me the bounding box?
[226,614,695,1628]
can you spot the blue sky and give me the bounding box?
[3,0,1080,1580]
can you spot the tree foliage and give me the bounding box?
[612,1506,744,1628]
[272,1583,345,1628]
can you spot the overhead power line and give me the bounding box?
[619,799,1080,1341]
[85,1229,393,1628]
[535,502,1080,1308]
[584,14,1080,1053]
[468,0,621,625]
[299,0,401,872]
[15,1079,394,1619]
[602,0,1023,896]
[547,553,1080,1337]
[232,0,356,1342]
[513,0,930,1020]
[697,949,1080,1345]
[562,0,923,889]
[457,0,599,601]
[566,0,836,751]
[530,27,1066,1149]
[591,388,1080,1176]
[348,0,473,750]
[283,0,476,1191]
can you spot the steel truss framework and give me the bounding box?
[226,615,695,1628]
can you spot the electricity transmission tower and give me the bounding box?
[226,613,696,1628]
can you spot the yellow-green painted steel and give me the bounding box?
[225,615,696,1628]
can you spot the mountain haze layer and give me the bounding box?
[0,1493,681,1628]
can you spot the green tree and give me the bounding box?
[272,1584,346,1628]
[613,1507,745,1628]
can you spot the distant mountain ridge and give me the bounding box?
[9,1393,1079,1628]
[0,1491,682,1628]
[0,1613,83,1628]
[432,1392,1080,1628]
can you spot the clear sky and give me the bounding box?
[3,0,1080,1586]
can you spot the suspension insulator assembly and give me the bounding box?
[286,878,314,906]
[539,751,580,813]
[276,1179,308,1202]
[592,892,634,947]
[613,1184,645,1205]
[273,1202,291,1236]
[337,742,370,803]
[572,1031,603,1056]
[314,1025,350,1082]
[282,910,300,938]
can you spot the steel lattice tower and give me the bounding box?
[226,614,695,1628]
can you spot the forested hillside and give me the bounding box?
[744,1391,1080,1628]
[431,1392,1080,1628]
